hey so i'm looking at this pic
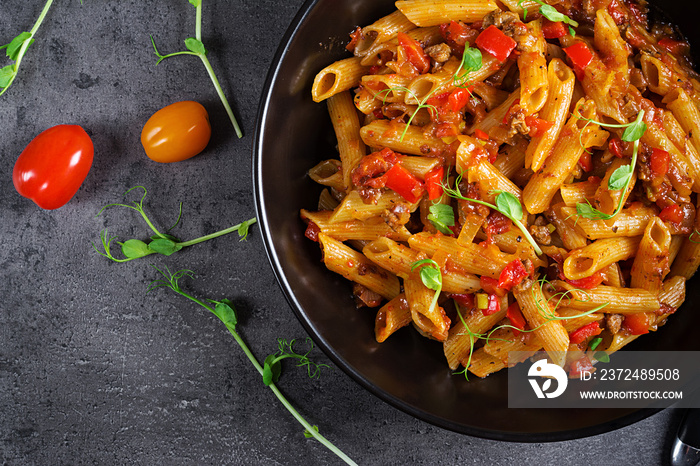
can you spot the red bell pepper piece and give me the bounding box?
[397,32,431,74]
[434,123,460,138]
[650,148,670,177]
[304,221,321,242]
[498,259,528,291]
[502,98,521,124]
[346,26,362,52]
[424,165,444,200]
[569,322,603,345]
[474,128,490,140]
[578,151,592,172]
[383,162,425,203]
[563,270,604,290]
[475,25,517,63]
[623,313,649,335]
[607,0,627,25]
[525,115,554,138]
[564,42,594,70]
[440,20,473,47]
[507,302,527,337]
[448,87,472,113]
[482,293,501,316]
[542,19,568,39]
[569,356,594,378]
[609,136,624,158]
[451,293,475,309]
[658,38,688,56]
[480,276,506,297]
[659,204,684,224]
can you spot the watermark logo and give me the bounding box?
[528,359,568,399]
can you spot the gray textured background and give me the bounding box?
[0,1,683,464]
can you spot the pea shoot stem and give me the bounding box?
[0,0,55,97]
[149,268,357,466]
[151,0,243,138]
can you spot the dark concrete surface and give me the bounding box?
[0,1,680,465]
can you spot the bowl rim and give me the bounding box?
[252,0,662,442]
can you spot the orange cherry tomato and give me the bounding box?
[140,101,211,163]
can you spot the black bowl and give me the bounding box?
[253,0,700,441]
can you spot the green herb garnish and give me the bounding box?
[442,172,543,255]
[428,203,455,234]
[0,0,59,97]
[518,0,577,36]
[575,111,647,220]
[453,46,483,87]
[411,259,443,319]
[148,267,356,465]
[94,186,256,262]
[150,0,242,137]
[535,0,579,31]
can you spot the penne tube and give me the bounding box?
[312,57,370,102]
[523,99,609,214]
[549,281,660,314]
[466,348,506,378]
[404,265,450,341]
[630,217,671,294]
[513,278,570,367]
[327,91,367,189]
[408,232,519,279]
[308,159,344,192]
[525,59,576,172]
[353,10,416,57]
[319,233,400,300]
[593,157,637,216]
[517,19,548,116]
[563,236,641,280]
[360,119,449,157]
[396,0,499,27]
[301,210,412,242]
[445,304,506,371]
[559,204,658,240]
[328,190,419,223]
[375,294,411,342]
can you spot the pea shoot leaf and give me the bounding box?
[184,37,206,55]
[494,191,523,219]
[576,201,609,220]
[263,354,282,386]
[621,113,647,142]
[411,259,442,291]
[420,266,442,291]
[188,0,202,6]
[148,238,183,256]
[237,218,256,241]
[6,32,32,61]
[608,164,633,191]
[304,425,320,439]
[120,239,152,259]
[213,299,238,328]
[455,47,482,85]
[427,204,455,235]
[0,65,15,88]
[536,1,579,27]
[593,351,610,363]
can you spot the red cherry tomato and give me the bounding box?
[13,124,94,210]
[141,101,211,163]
